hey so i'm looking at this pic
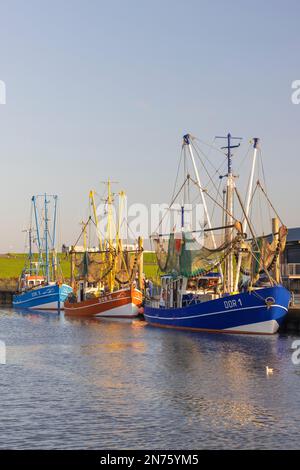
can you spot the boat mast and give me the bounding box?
[32,196,41,253]
[182,146,188,229]
[106,179,114,292]
[23,226,33,275]
[89,190,103,250]
[183,134,223,281]
[117,190,126,252]
[117,190,127,279]
[52,195,58,281]
[29,228,33,275]
[216,133,242,293]
[81,221,88,251]
[32,196,42,274]
[44,193,50,284]
[52,195,58,248]
[234,138,259,291]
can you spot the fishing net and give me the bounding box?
[74,251,116,283]
[74,248,142,285]
[153,227,241,277]
[114,250,142,285]
[238,225,288,278]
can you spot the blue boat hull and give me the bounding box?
[13,284,73,310]
[144,285,291,334]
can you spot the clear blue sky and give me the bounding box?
[0,0,299,251]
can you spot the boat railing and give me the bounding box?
[284,263,300,277]
[291,292,300,306]
[147,298,161,308]
[146,296,181,309]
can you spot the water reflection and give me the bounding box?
[0,308,299,449]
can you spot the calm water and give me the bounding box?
[0,308,300,450]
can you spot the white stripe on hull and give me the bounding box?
[30,301,64,311]
[94,303,139,318]
[66,294,134,311]
[144,304,287,321]
[224,319,279,334]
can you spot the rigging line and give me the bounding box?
[259,148,269,194]
[235,187,259,248]
[234,187,273,284]
[257,157,266,235]
[192,138,220,174]
[122,213,140,242]
[211,176,222,225]
[89,194,104,248]
[259,148,272,223]
[236,142,252,175]
[192,138,221,173]
[95,187,108,199]
[88,204,92,249]
[93,221,106,247]
[244,230,281,242]
[189,175,240,223]
[152,176,191,234]
[73,217,93,248]
[246,182,259,225]
[72,216,115,253]
[204,155,228,193]
[199,136,221,201]
[171,146,184,203]
[200,136,216,167]
[24,203,34,260]
[89,217,118,252]
[242,146,256,209]
[258,177,264,236]
[194,137,227,158]
[152,223,238,238]
[257,181,284,226]
[191,141,224,201]
[188,155,228,223]
[191,142,229,203]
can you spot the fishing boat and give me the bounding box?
[64,181,143,318]
[64,286,142,318]
[13,194,72,310]
[144,134,291,334]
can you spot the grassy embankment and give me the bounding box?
[0,252,161,283]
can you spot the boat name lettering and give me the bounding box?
[31,287,55,298]
[224,298,242,309]
[98,292,125,304]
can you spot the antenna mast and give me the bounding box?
[216,133,242,293]
[44,193,50,284]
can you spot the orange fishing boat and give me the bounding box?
[65,286,143,317]
[64,180,144,318]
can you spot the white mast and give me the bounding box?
[226,174,234,292]
[183,134,223,281]
[216,133,242,293]
[234,138,259,292]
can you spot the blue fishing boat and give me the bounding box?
[144,279,290,334]
[144,134,291,334]
[13,194,72,310]
[13,283,72,310]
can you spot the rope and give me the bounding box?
[257,181,284,226]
